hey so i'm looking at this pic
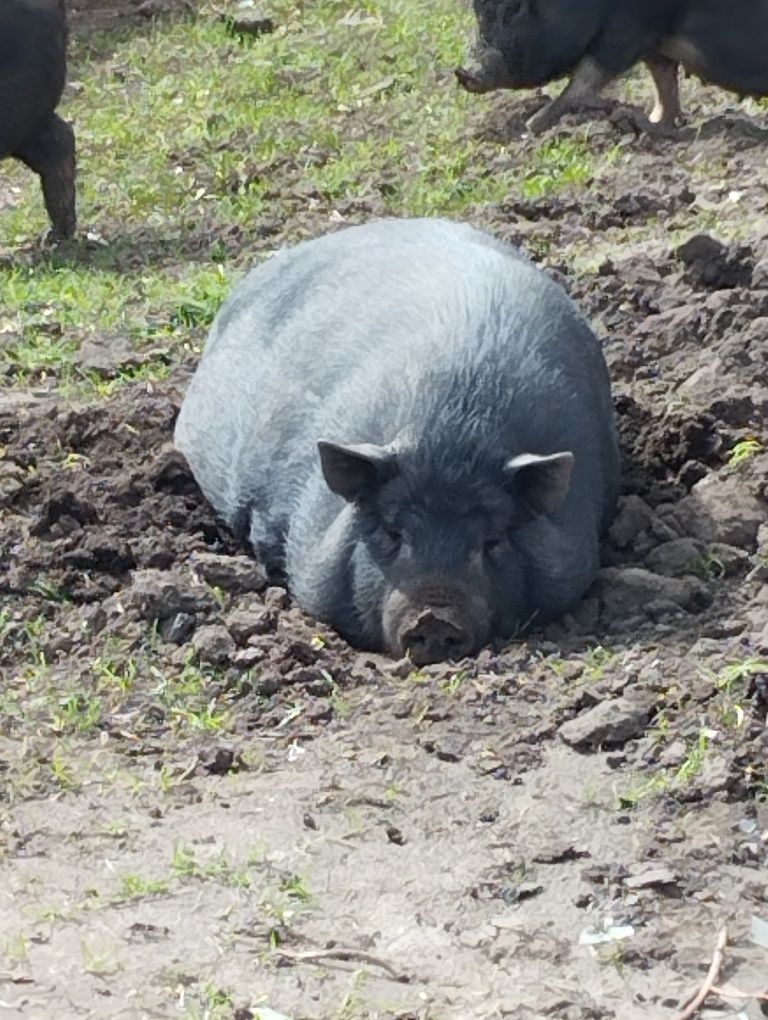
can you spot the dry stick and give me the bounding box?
[673,927,729,1020]
[710,986,768,1003]
[276,947,410,983]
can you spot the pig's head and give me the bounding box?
[317,438,574,665]
[456,0,603,93]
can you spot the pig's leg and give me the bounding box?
[526,56,615,135]
[645,53,683,125]
[13,112,76,241]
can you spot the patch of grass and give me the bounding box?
[620,727,714,805]
[118,872,172,901]
[583,645,614,681]
[694,551,725,580]
[521,136,602,199]
[4,934,30,965]
[726,438,764,470]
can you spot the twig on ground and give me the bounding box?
[710,985,768,1002]
[673,927,728,1020]
[276,947,410,983]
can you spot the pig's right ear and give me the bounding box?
[317,441,398,501]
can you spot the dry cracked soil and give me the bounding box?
[1,2,768,1019]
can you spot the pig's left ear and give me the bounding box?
[503,451,574,515]
[317,440,398,501]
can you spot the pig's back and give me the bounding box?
[175,218,616,543]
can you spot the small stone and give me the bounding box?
[624,867,678,890]
[558,695,653,749]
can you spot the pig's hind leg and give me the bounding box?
[645,53,684,125]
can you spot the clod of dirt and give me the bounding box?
[0,460,27,504]
[188,551,267,594]
[676,233,754,289]
[608,495,655,548]
[595,567,710,620]
[678,361,768,425]
[558,694,654,749]
[192,623,236,665]
[74,333,144,376]
[225,605,275,644]
[644,538,702,577]
[159,611,197,644]
[31,491,99,537]
[199,746,243,775]
[669,472,767,547]
[126,567,217,619]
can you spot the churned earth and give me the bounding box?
[1,1,767,1018]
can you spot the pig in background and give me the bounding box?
[1,0,76,240]
[175,218,620,666]
[456,0,768,134]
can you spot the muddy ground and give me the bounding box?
[1,3,768,1019]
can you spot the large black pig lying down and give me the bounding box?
[0,0,76,240]
[456,0,768,135]
[175,218,620,666]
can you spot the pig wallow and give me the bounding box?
[175,218,620,665]
[456,0,768,134]
[0,0,76,239]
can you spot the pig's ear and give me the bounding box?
[503,451,574,515]
[317,440,397,501]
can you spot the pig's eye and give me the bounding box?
[483,538,502,557]
[383,527,402,547]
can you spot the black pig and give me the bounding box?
[456,0,768,134]
[1,0,76,239]
[175,218,620,665]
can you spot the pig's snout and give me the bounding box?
[383,584,489,665]
[455,66,488,93]
[400,609,474,666]
[455,44,512,94]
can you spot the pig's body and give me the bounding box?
[176,218,619,663]
[456,0,768,134]
[0,0,76,239]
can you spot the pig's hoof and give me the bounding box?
[455,67,484,93]
[525,104,561,135]
[611,105,680,138]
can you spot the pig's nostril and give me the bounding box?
[401,615,473,665]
